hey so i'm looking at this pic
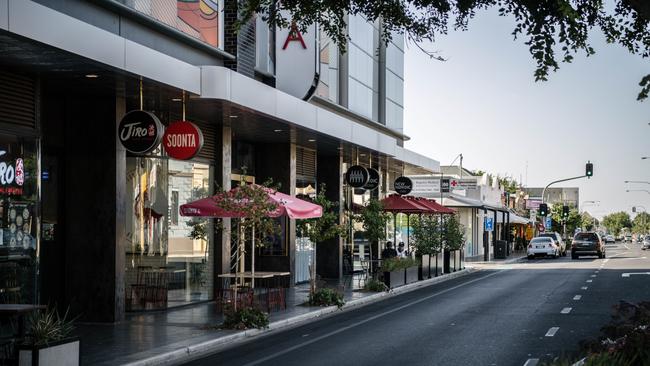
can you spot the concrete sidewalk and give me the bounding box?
[80,268,476,366]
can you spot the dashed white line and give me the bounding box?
[586,279,593,283]
[545,327,559,337]
[581,286,588,290]
[573,295,582,300]
[560,307,572,314]
[590,275,597,278]
[523,358,539,366]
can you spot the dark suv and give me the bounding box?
[571,232,606,259]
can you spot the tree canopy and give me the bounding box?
[242,1,650,100]
[632,212,650,234]
[549,202,581,236]
[602,211,632,236]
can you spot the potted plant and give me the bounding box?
[380,257,406,288]
[403,257,420,284]
[357,198,390,278]
[443,214,465,272]
[411,215,442,279]
[19,307,79,366]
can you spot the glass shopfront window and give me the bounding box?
[0,136,39,305]
[125,155,214,311]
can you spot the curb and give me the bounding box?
[121,268,477,366]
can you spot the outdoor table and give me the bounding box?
[217,272,290,312]
[0,304,47,339]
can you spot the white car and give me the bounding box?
[604,235,615,243]
[527,237,560,259]
[642,236,650,250]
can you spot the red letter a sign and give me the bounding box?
[282,22,307,50]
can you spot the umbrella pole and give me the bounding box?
[393,213,397,247]
[252,225,255,289]
[407,214,410,256]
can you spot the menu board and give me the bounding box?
[5,201,33,250]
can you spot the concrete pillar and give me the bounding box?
[316,152,343,279]
[215,124,232,283]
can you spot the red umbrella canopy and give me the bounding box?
[380,194,431,214]
[407,197,455,214]
[179,184,323,219]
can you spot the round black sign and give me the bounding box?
[118,110,164,154]
[345,165,369,188]
[364,168,380,191]
[394,176,413,195]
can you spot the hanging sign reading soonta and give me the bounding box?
[345,165,369,188]
[364,168,380,191]
[394,176,413,195]
[118,110,164,154]
[163,121,204,160]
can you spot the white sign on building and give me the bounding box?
[410,177,441,195]
[275,15,319,100]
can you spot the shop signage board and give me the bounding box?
[394,176,413,195]
[345,165,368,188]
[526,199,542,209]
[118,110,164,154]
[410,177,441,194]
[449,178,477,191]
[441,178,451,193]
[364,168,380,191]
[0,150,24,196]
[163,121,204,160]
[275,12,319,101]
[484,217,494,232]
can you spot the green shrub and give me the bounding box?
[364,278,389,292]
[308,288,345,309]
[27,307,75,346]
[381,257,419,272]
[222,306,269,330]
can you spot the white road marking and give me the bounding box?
[581,286,588,290]
[622,272,650,278]
[523,358,539,366]
[545,327,559,337]
[586,279,593,283]
[590,275,597,278]
[560,307,572,314]
[624,245,630,250]
[240,271,503,366]
[594,271,599,274]
[604,259,610,263]
[573,295,582,300]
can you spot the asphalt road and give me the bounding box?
[185,242,650,366]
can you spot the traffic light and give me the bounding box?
[586,161,593,178]
[539,203,548,216]
[562,205,570,220]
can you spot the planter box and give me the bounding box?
[443,250,451,274]
[383,270,405,288]
[432,252,442,277]
[459,249,465,270]
[405,266,419,284]
[419,255,431,280]
[19,337,80,366]
[454,250,461,272]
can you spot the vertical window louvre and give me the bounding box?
[0,71,36,129]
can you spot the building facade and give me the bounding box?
[0,0,438,322]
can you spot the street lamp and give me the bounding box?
[626,189,650,195]
[625,180,650,185]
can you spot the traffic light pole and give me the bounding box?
[541,175,587,204]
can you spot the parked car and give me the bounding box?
[527,237,560,259]
[625,235,632,243]
[604,234,615,244]
[643,236,650,250]
[536,232,567,256]
[638,236,645,243]
[572,232,606,259]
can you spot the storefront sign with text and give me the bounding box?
[363,168,380,191]
[0,151,24,196]
[163,121,204,160]
[345,165,369,188]
[118,110,163,154]
[394,176,413,195]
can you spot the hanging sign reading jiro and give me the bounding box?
[118,110,164,154]
[163,121,204,160]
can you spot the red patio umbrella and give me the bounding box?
[380,194,432,254]
[407,197,455,215]
[180,184,322,287]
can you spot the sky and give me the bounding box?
[403,8,650,220]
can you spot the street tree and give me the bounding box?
[580,211,598,231]
[411,215,442,256]
[241,1,650,100]
[632,212,650,235]
[601,211,633,236]
[550,203,581,236]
